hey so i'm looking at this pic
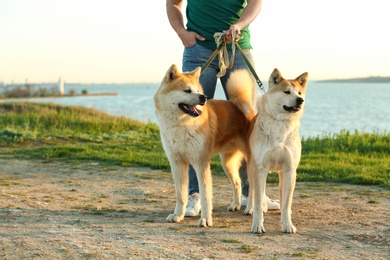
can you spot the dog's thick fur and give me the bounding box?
[246,68,308,233]
[154,64,255,227]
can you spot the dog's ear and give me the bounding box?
[165,64,180,82]
[269,68,284,88]
[192,66,201,79]
[296,72,309,88]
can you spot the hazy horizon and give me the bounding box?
[3,75,390,86]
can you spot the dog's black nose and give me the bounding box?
[199,94,207,103]
[296,97,304,105]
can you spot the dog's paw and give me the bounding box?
[282,223,297,233]
[227,203,241,212]
[166,214,183,223]
[251,223,266,234]
[243,206,253,215]
[197,217,212,227]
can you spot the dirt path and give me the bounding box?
[0,157,389,259]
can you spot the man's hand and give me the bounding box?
[178,29,205,47]
[224,24,241,43]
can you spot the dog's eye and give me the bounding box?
[284,91,291,94]
[184,89,191,93]
[298,92,302,95]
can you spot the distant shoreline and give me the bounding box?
[316,76,390,83]
[0,92,118,100]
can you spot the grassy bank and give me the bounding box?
[1,102,389,188]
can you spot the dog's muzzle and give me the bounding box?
[283,97,304,113]
[179,94,207,117]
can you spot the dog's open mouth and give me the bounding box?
[179,103,203,117]
[283,105,301,113]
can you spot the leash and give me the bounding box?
[200,31,266,93]
[200,42,224,75]
[234,41,265,93]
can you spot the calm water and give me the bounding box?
[4,82,389,138]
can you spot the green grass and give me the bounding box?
[0,102,389,188]
[299,131,390,186]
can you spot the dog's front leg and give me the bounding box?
[280,169,297,233]
[166,161,188,223]
[244,158,255,215]
[195,163,213,227]
[251,164,267,233]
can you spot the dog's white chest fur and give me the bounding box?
[157,115,207,162]
[251,115,301,171]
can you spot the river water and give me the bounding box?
[2,81,389,138]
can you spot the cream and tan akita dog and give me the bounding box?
[154,64,255,227]
[246,68,308,233]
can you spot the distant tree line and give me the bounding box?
[0,83,84,98]
[318,76,390,83]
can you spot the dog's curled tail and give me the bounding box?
[226,69,256,120]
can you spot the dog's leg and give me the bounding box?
[280,169,297,233]
[220,152,242,212]
[251,164,267,233]
[278,171,283,213]
[166,161,188,223]
[194,163,213,227]
[244,187,254,215]
[244,157,255,215]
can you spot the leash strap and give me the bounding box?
[201,32,232,77]
[234,42,265,93]
[200,43,224,75]
[213,32,229,78]
[201,31,265,93]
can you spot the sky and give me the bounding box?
[0,0,389,84]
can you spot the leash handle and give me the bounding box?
[201,31,265,93]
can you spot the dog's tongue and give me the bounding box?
[193,105,202,116]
